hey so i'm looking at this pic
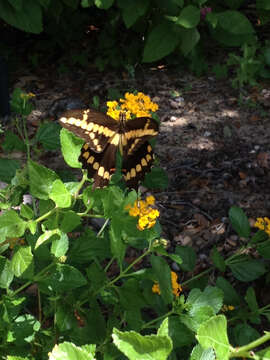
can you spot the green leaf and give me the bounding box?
[258,241,270,259]
[0,158,20,183]
[69,229,111,263]
[0,210,26,240]
[20,204,34,220]
[151,255,173,304]
[217,10,254,35]
[190,345,216,360]
[0,0,43,33]
[196,315,230,360]
[110,215,127,266]
[143,167,168,189]
[49,341,95,359]
[143,21,180,63]
[8,0,23,11]
[62,0,79,8]
[216,277,241,306]
[27,220,37,235]
[210,247,226,272]
[94,0,113,9]
[59,210,81,233]
[35,229,60,249]
[119,0,149,28]
[0,256,14,289]
[60,128,83,168]
[112,328,173,360]
[232,323,260,347]
[51,233,69,258]
[176,5,200,28]
[28,160,59,200]
[245,287,259,312]
[38,264,87,293]
[49,179,72,208]
[188,286,223,315]
[36,122,61,150]
[250,229,268,244]
[11,246,34,279]
[228,258,266,282]
[175,245,196,271]
[180,27,200,56]
[256,0,270,10]
[2,130,26,153]
[9,314,40,345]
[167,316,194,348]
[229,206,250,238]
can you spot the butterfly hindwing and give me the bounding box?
[123,117,159,157]
[79,143,117,188]
[123,141,155,189]
[59,109,118,153]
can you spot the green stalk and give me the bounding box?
[230,332,270,358]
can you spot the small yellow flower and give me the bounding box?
[221,304,235,312]
[254,217,270,235]
[126,196,159,231]
[152,271,182,297]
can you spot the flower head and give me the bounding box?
[254,217,270,235]
[152,271,182,297]
[126,196,159,231]
[106,92,158,120]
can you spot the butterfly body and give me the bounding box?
[59,108,158,188]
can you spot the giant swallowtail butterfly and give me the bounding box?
[59,108,159,188]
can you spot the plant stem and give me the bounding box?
[181,267,212,287]
[74,170,88,199]
[22,115,31,161]
[35,207,57,223]
[230,332,270,358]
[142,310,174,329]
[97,218,110,237]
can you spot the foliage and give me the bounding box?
[1,91,270,358]
[1,0,270,86]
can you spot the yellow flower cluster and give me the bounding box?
[221,304,235,312]
[152,271,182,297]
[254,217,270,235]
[20,92,35,100]
[106,92,158,120]
[126,195,159,231]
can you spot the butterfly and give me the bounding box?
[59,108,159,188]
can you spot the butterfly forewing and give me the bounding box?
[59,109,118,153]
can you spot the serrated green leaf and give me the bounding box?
[35,229,60,249]
[210,247,226,272]
[232,323,260,347]
[217,10,254,34]
[180,27,200,56]
[229,206,250,238]
[151,255,173,304]
[11,246,34,279]
[59,210,81,233]
[112,328,173,360]
[0,256,14,289]
[0,0,43,33]
[228,258,265,282]
[20,204,34,220]
[143,166,168,189]
[0,210,26,240]
[0,158,20,183]
[167,316,194,348]
[143,21,180,63]
[51,233,69,258]
[197,315,230,360]
[9,314,40,345]
[110,215,127,265]
[250,229,268,244]
[94,0,113,9]
[28,160,59,200]
[190,345,216,360]
[176,5,200,28]
[27,220,37,235]
[60,128,83,168]
[119,0,149,28]
[38,264,87,293]
[49,179,72,208]
[49,341,95,359]
[2,130,26,153]
[216,276,241,305]
[175,245,196,272]
[245,287,259,312]
[36,122,61,150]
